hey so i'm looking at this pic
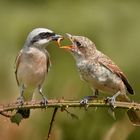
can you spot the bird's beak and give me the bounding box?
[59,33,75,50]
[52,34,63,41]
[60,45,73,50]
[66,33,74,42]
[66,33,72,38]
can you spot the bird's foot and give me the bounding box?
[16,96,24,106]
[105,96,116,120]
[105,96,116,109]
[105,92,120,108]
[80,95,98,105]
[80,98,88,105]
[40,96,48,106]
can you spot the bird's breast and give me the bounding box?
[17,47,48,87]
[77,61,124,93]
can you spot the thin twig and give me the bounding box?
[0,99,140,115]
[63,108,79,120]
[46,107,58,140]
[0,112,12,118]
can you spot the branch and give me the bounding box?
[46,107,58,140]
[0,99,140,113]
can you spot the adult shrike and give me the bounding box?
[15,28,62,118]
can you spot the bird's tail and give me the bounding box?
[127,109,140,126]
[17,88,34,119]
[117,94,140,126]
[11,108,30,125]
[17,108,30,119]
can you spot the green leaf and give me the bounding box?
[10,113,23,125]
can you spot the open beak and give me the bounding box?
[60,45,73,50]
[58,33,75,51]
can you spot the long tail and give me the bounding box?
[16,88,34,119]
[17,108,30,119]
[117,94,140,126]
[127,109,140,126]
[11,108,30,125]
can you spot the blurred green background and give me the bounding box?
[0,0,140,139]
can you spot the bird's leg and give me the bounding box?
[80,89,99,105]
[17,85,25,105]
[105,91,121,109]
[105,91,121,120]
[94,89,99,98]
[38,86,48,105]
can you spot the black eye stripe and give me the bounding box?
[39,32,55,38]
[40,32,47,37]
[31,32,56,44]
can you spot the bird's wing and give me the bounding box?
[45,50,51,73]
[14,50,22,86]
[96,51,134,94]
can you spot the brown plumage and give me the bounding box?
[96,51,134,95]
[60,33,140,126]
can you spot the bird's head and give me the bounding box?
[60,34,96,60]
[25,28,62,48]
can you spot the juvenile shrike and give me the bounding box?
[60,33,140,125]
[15,28,62,118]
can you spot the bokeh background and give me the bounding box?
[0,0,140,140]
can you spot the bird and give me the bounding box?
[60,33,140,126]
[14,28,62,119]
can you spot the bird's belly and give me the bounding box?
[17,52,47,88]
[78,63,122,93]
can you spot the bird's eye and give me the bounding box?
[46,32,55,37]
[75,41,82,47]
[39,32,55,38]
[40,33,47,37]
[39,32,47,38]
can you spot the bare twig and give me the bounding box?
[0,112,12,118]
[46,107,58,140]
[63,108,79,120]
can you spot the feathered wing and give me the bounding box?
[14,50,30,119]
[45,50,51,73]
[95,51,140,126]
[14,50,22,86]
[96,51,134,95]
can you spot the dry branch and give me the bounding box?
[46,107,58,140]
[0,98,140,114]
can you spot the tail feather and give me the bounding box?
[16,88,33,119]
[17,108,30,119]
[127,108,140,126]
[117,94,140,126]
[119,73,134,95]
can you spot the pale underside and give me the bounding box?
[77,60,126,95]
[15,47,50,100]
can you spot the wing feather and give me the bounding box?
[14,50,22,86]
[45,50,51,73]
[96,51,134,94]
